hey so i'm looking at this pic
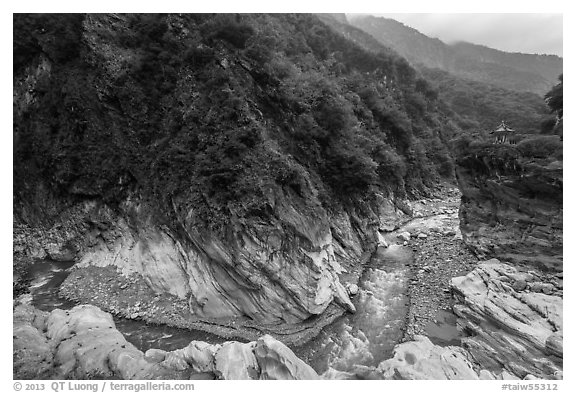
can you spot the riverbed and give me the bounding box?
[24,195,468,374]
[26,259,227,352]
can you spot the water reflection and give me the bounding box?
[25,259,225,352]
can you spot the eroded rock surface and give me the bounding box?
[377,335,480,380]
[13,301,319,380]
[16,181,414,343]
[451,260,562,379]
[456,145,562,271]
[376,335,536,380]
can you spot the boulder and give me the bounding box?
[178,341,220,373]
[377,335,480,380]
[397,232,411,242]
[13,303,318,380]
[254,335,319,380]
[214,342,259,380]
[377,231,389,248]
[347,284,359,296]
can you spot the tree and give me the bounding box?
[544,74,563,119]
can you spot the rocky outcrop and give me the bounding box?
[450,260,562,379]
[449,143,563,379]
[13,300,319,380]
[456,144,562,272]
[377,335,480,380]
[72,194,359,324]
[15,177,410,342]
[376,335,542,380]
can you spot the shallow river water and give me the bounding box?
[294,245,412,373]
[26,259,226,352]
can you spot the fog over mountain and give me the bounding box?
[347,14,562,95]
[365,13,563,56]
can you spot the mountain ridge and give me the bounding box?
[349,15,562,95]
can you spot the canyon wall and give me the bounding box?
[456,142,562,272]
[452,141,563,379]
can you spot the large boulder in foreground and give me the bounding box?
[13,301,319,380]
[450,260,563,379]
[377,335,480,380]
[376,335,541,380]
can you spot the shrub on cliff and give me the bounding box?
[421,67,549,134]
[14,13,460,230]
[13,13,84,71]
[516,135,563,160]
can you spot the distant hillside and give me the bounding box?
[420,67,549,134]
[318,14,551,136]
[350,15,563,95]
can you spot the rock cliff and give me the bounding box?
[451,260,562,379]
[448,139,563,379]
[15,13,454,340]
[456,142,562,272]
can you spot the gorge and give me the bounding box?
[13,13,562,380]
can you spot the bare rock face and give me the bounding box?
[214,342,260,380]
[377,335,480,380]
[67,193,357,326]
[254,335,320,380]
[376,335,545,381]
[450,261,563,379]
[13,302,319,380]
[14,303,185,380]
[13,300,54,379]
[27,180,408,337]
[456,145,562,271]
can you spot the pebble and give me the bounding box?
[347,284,359,296]
[512,279,527,292]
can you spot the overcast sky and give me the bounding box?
[371,14,563,56]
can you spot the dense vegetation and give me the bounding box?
[542,75,563,135]
[316,14,556,140]
[452,77,563,163]
[420,68,550,135]
[14,13,460,231]
[349,15,563,96]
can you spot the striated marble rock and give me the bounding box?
[456,145,562,272]
[450,260,562,379]
[254,335,320,380]
[40,187,371,328]
[214,342,260,380]
[13,302,319,380]
[377,335,480,380]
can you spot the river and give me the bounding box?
[25,212,461,374]
[25,259,227,352]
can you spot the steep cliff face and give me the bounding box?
[16,183,409,333]
[449,138,563,379]
[455,142,562,272]
[15,13,456,337]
